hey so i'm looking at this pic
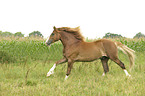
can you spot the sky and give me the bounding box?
[0,0,145,39]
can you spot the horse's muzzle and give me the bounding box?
[46,39,53,46]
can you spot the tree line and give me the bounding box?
[103,32,145,39]
[0,31,43,38]
[0,30,145,39]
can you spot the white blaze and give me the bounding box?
[45,37,49,44]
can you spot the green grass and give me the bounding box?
[0,38,145,96]
[0,52,144,96]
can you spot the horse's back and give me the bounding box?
[94,38,114,44]
[75,40,106,61]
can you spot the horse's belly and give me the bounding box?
[75,52,102,62]
[75,57,98,62]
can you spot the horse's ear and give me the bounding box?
[53,26,56,30]
[53,26,58,32]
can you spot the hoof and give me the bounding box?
[102,72,105,76]
[65,75,69,80]
[126,74,131,77]
[46,71,54,77]
[47,73,51,77]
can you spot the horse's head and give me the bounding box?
[45,26,61,46]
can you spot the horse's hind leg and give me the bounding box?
[101,56,109,76]
[47,58,67,77]
[110,57,131,77]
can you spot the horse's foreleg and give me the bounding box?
[47,64,56,77]
[101,56,109,76]
[47,58,67,77]
[65,59,74,80]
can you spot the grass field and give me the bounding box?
[0,37,144,96]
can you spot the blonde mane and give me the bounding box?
[58,27,85,41]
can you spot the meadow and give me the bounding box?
[0,37,144,96]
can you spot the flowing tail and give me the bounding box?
[115,42,135,68]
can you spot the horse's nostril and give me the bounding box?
[46,39,53,46]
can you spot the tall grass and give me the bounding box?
[113,38,145,52]
[0,37,144,64]
[0,37,144,96]
[0,37,63,64]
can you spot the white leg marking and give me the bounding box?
[65,75,69,80]
[47,64,56,77]
[124,69,131,77]
[102,72,105,76]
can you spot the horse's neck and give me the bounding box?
[60,32,80,48]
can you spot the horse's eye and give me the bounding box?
[51,33,55,36]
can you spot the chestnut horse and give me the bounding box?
[45,26,135,80]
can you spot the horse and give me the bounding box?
[45,26,135,80]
